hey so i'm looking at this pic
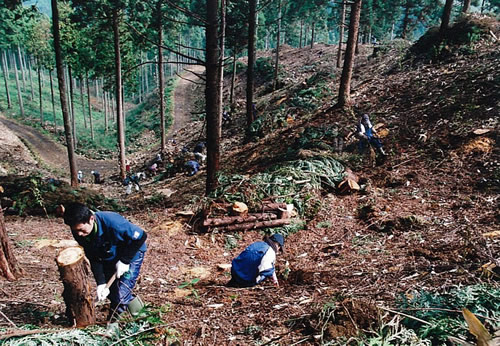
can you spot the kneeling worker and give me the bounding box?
[63,202,147,319]
[228,234,285,288]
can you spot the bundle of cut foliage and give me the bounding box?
[408,15,498,63]
[0,305,178,345]
[212,157,345,217]
[0,175,124,216]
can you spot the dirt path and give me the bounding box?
[0,115,116,177]
[168,65,205,139]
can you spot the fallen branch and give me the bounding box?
[378,306,432,325]
[218,218,292,232]
[0,328,66,341]
[203,213,277,227]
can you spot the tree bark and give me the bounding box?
[157,1,165,152]
[113,9,126,180]
[1,50,12,109]
[338,0,362,108]
[230,52,237,113]
[205,0,221,194]
[52,0,78,187]
[218,0,226,139]
[310,22,315,49]
[13,51,24,117]
[204,213,278,227]
[56,247,95,327]
[104,91,108,133]
[246,0,257,129]
[68,66,77,148]
[17,46,26,92]
[440,0,454,34]
[79,79,87,129]
[218,218,291,232]
[0,200,24,281]
[28,57,34,101]
[462,0,471,13]
[337,2,346,68]
[86,72,94,141]
[38,65,43,126]
[273,0,281,91]
[49,69,57,134]
[299,20,303,48]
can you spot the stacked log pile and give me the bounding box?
[203,202,295,232]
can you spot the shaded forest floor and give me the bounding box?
[0,15,499,345]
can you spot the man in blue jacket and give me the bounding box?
[63,203,147,319]
[228,234,285,288]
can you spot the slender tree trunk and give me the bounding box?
[337,2,346,68]
[310,22,315,49]
[113,9,126,180]
[1,50,12,109]
[52,0,78,186]
[79,78,87,129]
[38,65,43,126]
[86,72,94,141]
[401,1,411,39]
[68,66,77,147]
[338,0,362,108]
[49,69,57,134]
[462,0,471,12]
[205,0,221,194]
[440,0,454,33]
[273,0,281,91]
[104,91,108,133]
[157,4,166,152]
[299,20,303,48]
[28,58,34,101]
[13,52,24,117]
[230,52,237,112]
[246,0,257,129]
[0,201,24,281]
[17,46,26,92]
[480,0,485,13]
[218,0,226,138]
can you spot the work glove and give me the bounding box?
[96,284,110,301]
[116,260,130,278]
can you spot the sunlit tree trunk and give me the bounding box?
[86,72,94,141]
[13,51,24,117]
[52,0,78,186]
[28,58,34,101]
[79,78,87,129]
[38,64,43,126]
[338,0,362,108]
[68,66,77,148]
[49,69,57,134]
[17,46,26,92]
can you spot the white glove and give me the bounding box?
[115,260,130,278]
[96,284,110,301]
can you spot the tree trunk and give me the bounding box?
[17,46,26,92]
[218,218,291,232]
[218,0,226,139]
[28,57,34,101]
[462,0,471,13]
[157,2,165,152]
[205,0,221,194]
[230,52,237,112]
[273,0,281,91]
[113,9,126,180]
[203,213,278,227]
[0,201,24,281]
[56,247,95,327]
[49,69,57,134]
[104,91,108,133]
[1,50,12,109]
[79,78,87,129]
[246,0,257,129]
[440,0,454,34]
[337,2,346,68]
[299,20,303,48]
[38,66,43,126]
[68,66,77,148]
[310,22,315,49]
[401,0,411,39]
[338,0,362,108]
[13,51,24,117]
[52,0,78,187]
[86,72,94,141]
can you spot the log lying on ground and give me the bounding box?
[56,246,95,327]
[222,218,291,232]
[260,203,287,212]
[204,212,278,227]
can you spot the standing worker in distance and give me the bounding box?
[228,234,285,288]
[63,202,147,319]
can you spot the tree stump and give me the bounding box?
[56,246,95,327]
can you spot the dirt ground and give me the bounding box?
[0,22,499,344]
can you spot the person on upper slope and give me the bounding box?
[63,202,147,319]
[357,113,387,156]
[228,234,285,288]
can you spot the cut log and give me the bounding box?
[231,202,248,216]
[261,203,287,212]
[203,212,278,227]
[220,218,292,232]
[338,178,360,194]
[56,246,95,327]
